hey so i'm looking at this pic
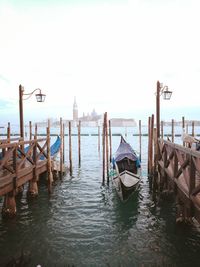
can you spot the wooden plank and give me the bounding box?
[0,147,15,169]
[189,154,196,195]
[36,142,47,160]
[192,157,200,174]
[172,119,174,143]
[175,158,189,179]
[163,139,200,158]
[191,184,200,196]
[0,138,46,150]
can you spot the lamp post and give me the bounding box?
[19,84,46,139]
[156,81,172,139]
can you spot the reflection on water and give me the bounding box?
[0,133,200,266]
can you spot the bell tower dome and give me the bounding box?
[73,96,78,121]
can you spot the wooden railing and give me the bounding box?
[158,139,200,223]
[0,138,48,196]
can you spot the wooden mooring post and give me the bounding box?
[105,113,109,184]
[161,120,163,139]
[151,117,155,173]
[153,127,158,190]
[7,122,10,142]
[98,125,100,153]
[101,112,110,184]
[139,119,142,162]
[29,121,32,140]
[192,121,195,136]
[63,123,65,164]
[60,118,63,179]
[148,115,154,177]
[148,116,151,174]
[2,191,16,218]
[35,123,37,138]
[102,125,105,184]
[27,134,39,197]
[182,116,185,146]
[69,121,73,176]
[47,120,53,193]
[171,119,174,143]
[78,120,81,167]
[109,120,112,163]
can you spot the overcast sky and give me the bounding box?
[1,0,200,125]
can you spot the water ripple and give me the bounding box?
[1,135,200,266]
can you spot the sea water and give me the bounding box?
[0,126,200,267]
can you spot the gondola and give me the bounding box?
[112,136,141,202]
[40,135,61,160]
[23,135,61,160]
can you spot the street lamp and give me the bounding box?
[156,80,172,139]
[19,84,46,139]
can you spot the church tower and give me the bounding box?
[73,96,78,121]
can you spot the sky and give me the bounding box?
[1,0,200,125]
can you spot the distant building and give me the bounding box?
[79,108,102,127]
[63,98,137,127]
[71,97,102,126]
[73,96,78,122]
[110,118,137,127]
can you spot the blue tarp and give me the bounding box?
[114,136,140,165]
[40,135,61,160]
[0,136,61,161]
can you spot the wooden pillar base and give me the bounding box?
[152,171,158,192]
[175,195,193,224]
[48,172,53,194]
[2,192,16,218]
[27,180,38,197]
[182,204,193,224]
[15,185,24,196]
[53,170,59,180]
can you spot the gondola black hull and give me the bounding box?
[113,170,140,202]
[113,136,141,202]
[120,178,139,201]
[116,157,138,174]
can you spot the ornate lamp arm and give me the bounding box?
[23,88,42,100]
[19,84,46,139]
[159,85,168,95]
[157,82,172,100]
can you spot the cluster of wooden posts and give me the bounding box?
[0,118,70,218]
[148,115,200,224]
[1,115,111,217]
[102,112,142,185]
[102,112,111,185]
[3,112,200,223]
[0,115,102,218]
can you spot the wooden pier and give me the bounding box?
[147,112,200,224]
[0,133,65,218]
[157,139,200,224]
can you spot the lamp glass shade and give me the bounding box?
[163,90,172,100]
[35,93,46,102]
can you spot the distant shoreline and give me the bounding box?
[1,133,200,137]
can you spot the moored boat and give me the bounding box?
[112,136,141,201]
